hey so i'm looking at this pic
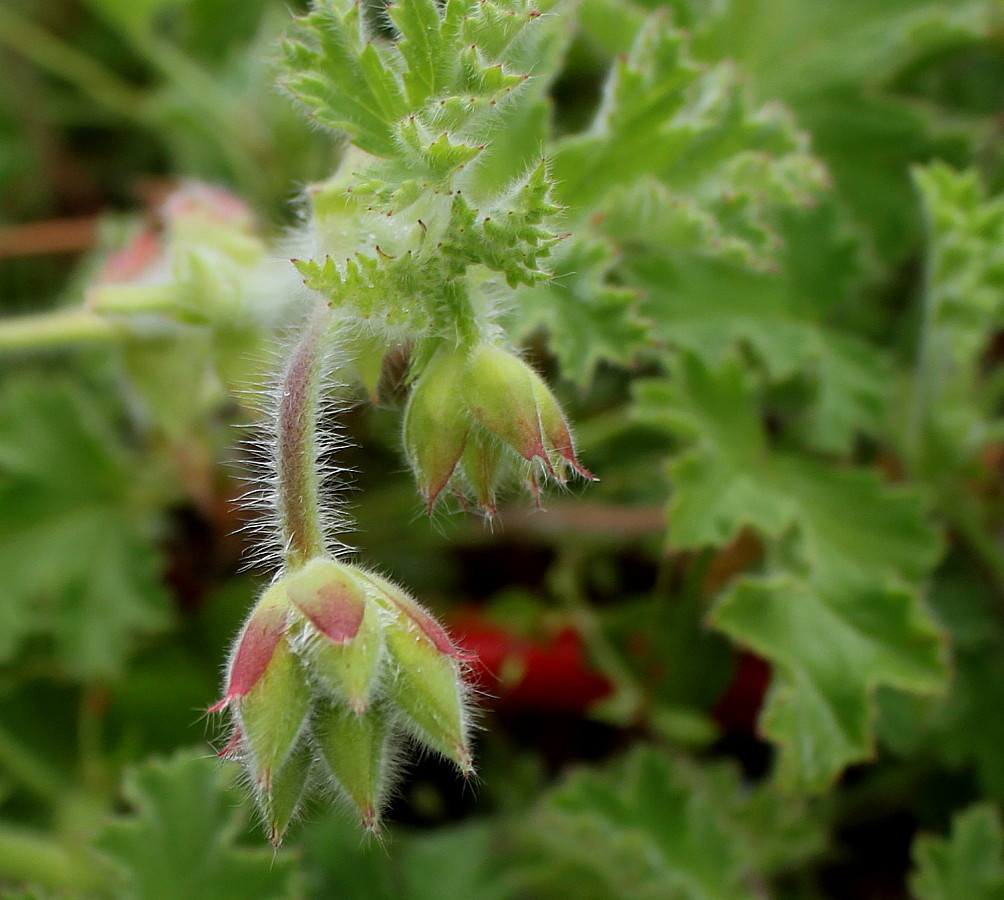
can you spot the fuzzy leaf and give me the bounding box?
[911,805,1004,900]
[0,378,170,678]
[511,238,651,387]
[96,751,296,900]
[714,572,946,791]
[635,353,948,788]
[525,746,824,899]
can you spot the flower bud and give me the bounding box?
[315,703,391,834]
[529,371,595,481]
[284,557,382,711]
[213,558,475,842]
[358,571,472,774]
[403,347,471,510]
[237,634,312,792]
[462,344,550,469]
[261,738,314,847]
[460,428,505,516]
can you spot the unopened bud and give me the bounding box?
[358,572,472,773]
[315,703,391,833]
[460,428,504,515]
[403,347,471,510]
[209,583,290,713]
[262,738,314,847]
[285,557,382,711]
[237,636,312,792]
[462,345,550,469]
[529,372,595,480]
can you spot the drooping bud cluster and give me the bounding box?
[211,555,473,845]
[404,342,595,514]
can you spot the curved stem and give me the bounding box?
[276,306,332,568]
[0,5,144,121]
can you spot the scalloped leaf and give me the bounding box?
[0,378,171,678]
[634,353,948,788]
[96,751,296,900]
[524,746,824,899]
[911,805,1004,900]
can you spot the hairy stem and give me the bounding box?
[276,306,331,568]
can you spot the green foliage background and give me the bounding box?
[3,0,1004,896]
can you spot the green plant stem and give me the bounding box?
[0,309,124,353]
[905,182,939,472]
[276,306,332,568]
[549,546,645,723]
[0,5,144,121]
[0,722,66,803]
[0,824,105,892]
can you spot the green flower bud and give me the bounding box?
[460,428,505,515]
[238,635,312,793]
[358,571,472,774]
[315,703,391,834]
[214,560,475,842]
[528,370,595,481]
[284,557,383,711]
[403,347,471,510]
[462,344,549,468]
[261,737,314,847]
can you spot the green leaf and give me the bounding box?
[0,378,171,678]
[635,353,941,577]
[524,746,824,899]
[96,750,296,900]
[634,353,948,788]
[714,572,946,791]
[399,823,519,900]
[911,805,1004,900]
[627,201,884,453]
[908,164,1004,476]
[510,238,651,387]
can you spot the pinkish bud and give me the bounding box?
[529,372,595,481]
[285,557,383,711]
[357,571,472,774]
[236,635,312,793]
[209,583,290,713]
[403,347,472,510]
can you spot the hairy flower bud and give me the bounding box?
[462,344,550,467]
[403,347,471,510]
[285,557,382,712]
[460,428,505,515]
[358,570,473,774]
[315,703,391,834]
[213,556,474,842]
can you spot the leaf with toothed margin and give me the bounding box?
[0,377,171,679]
[96,751,295,900]
[911,804,1004,900]
[713,571,946,792]
[510,236,651,388]
[634,352,948,789]
[524,746,825,900]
